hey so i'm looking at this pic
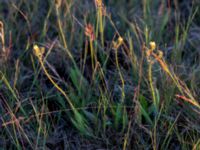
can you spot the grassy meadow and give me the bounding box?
[0,0,200,149]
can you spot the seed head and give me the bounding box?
[94,0,106,16]
[55,0,62,8]
[94,0,103,8]
[85,23,95,41]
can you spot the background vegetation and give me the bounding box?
[0,0,200,149]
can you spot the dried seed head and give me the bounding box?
[149,41,156,50]
[85,24,95,41]
[94,0,103,8]
[94,0,107,16]
[55,0,62,8]
[101,6,107,16]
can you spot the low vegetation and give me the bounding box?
[0,0,200,149]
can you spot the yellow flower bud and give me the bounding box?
[149,41,156,50]
[112,37,123,49]
[118,37,123,44]
[33,44,45,59]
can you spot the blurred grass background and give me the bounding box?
[0,0,200,149]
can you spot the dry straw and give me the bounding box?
[0,21,5,53]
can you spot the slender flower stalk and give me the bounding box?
[85,23,96,69]
[145,41,199,109]
[94,0,106,46]
[33,45,76,111]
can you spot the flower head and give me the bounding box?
[118,37,123,44]
[149,41,156,51]
[33,44,45,59]
[112,36,124,49]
